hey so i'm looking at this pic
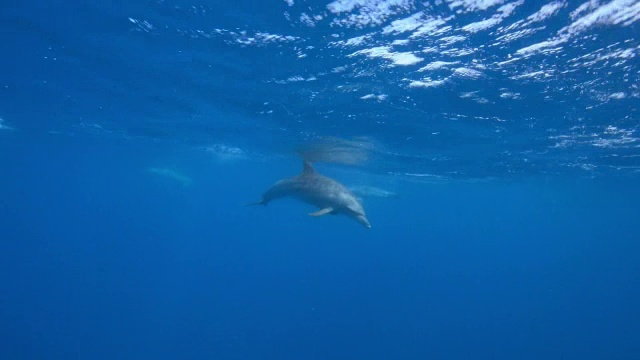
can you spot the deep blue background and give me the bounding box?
[2,131,639,359]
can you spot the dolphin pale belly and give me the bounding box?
[249,160,371,228]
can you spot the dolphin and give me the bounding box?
[148,167,193,187]
[349,185,398,199]
[249,160,371,228]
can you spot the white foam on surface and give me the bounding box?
[408,16,452,38]
[453,67,484,79]
[438,35,467,46]
[331,34,373,47]
[418,61,460,71]
[527,1,567,22]
[382,12,426,34]
[327,0,414,28]
[349,46,423,66]
[511,0,640,57]
[499,91,521,99]
[300,13,317,27]
[153,0,640,170]
[462,0,523,32]
[360,94,388,101]
[446,0,507,12]
[186,28,301,46]
[407,78,447,88]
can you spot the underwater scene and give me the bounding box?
[1,0,639,359]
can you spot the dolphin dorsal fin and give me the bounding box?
[302,160,316,175]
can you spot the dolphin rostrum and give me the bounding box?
[249,160,371,228]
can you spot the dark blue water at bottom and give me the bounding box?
[1,132,639,360]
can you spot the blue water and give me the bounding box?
[2,0,640,359]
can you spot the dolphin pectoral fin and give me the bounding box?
[309,207,334,217]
